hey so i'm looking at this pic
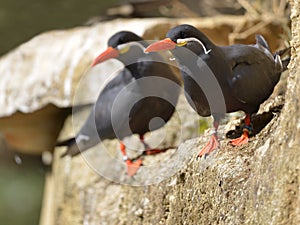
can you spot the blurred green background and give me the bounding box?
[0,0,118,56]
[0,1,118,225]
[0,142,45,225]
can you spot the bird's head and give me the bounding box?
[145,24,212,56]
[92,31,147,66]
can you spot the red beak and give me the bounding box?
[145,38,176,53]
[91,47,119,67]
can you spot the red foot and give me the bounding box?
[230,132,249,146]
[143,146,176,156]
[126,159,143,176]
[198,134,219,157]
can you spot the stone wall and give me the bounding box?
[40,4,298,225]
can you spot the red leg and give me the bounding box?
[120,142,142,176]
[139,135,175,156]
[230,114,251,146]
[198,120,220,157]
[139,135,150,149]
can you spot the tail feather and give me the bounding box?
[254,35,291,72]
[56,138,75,147]
[255,34,271,51]
[274,47,291,72]
[274,54,283,72]
[56,138,81,157]
[281,57,290,71]
[274,47,291,58]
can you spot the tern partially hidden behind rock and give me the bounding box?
[145,24,289,157]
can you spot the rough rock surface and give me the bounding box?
[34,11,295,225]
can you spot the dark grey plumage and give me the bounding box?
[58,31,181,157]
[145,24,288,156]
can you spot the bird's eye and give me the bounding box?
[176,39,187,47]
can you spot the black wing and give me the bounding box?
[221,44,281,107]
